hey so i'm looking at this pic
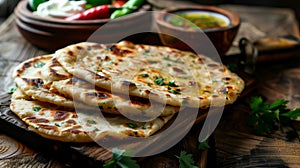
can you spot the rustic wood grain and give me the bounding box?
[214,49,300,168]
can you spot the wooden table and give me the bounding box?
[0,2,300,167]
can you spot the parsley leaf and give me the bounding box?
[176,151,198,168]
[247,97,300,140]
[103,148,140,168]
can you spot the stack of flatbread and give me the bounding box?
[10,41,245,142]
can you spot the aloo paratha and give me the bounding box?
[51,78,180,118]
[12,55,85,109]
[55,41,245,108]
[10,88,174,142]
[13,55,180,118]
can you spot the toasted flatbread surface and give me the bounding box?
[10,89,174,142]
[43,56,180,117]
[55,41,245,108]
[51,78,180,118]
[12,55,84,109]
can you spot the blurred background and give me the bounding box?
[195,0,300,29]
[0,0,299,30]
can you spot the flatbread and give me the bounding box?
[40,57,72,85]
[12,55,88,109]
[10,88,174,142]
[51,78,180,118]
[13,55,178,118]
[55,41,245,108]
[40,56,180,118]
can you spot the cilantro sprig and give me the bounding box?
[175,138,209,168]
[199,139,210,151]
[103,148,140,168]
[247,97,300,140]
[176,151,198,168]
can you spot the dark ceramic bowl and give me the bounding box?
[14,0,151,51]
[155,6,240,56]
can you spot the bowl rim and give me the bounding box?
[155,5,240,33]
[15,8,104,30]
[15,0,150,25]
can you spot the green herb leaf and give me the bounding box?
[33,61,45,68]
[55,123,60,127]
[139,74,149,78]
[33,106,41,112]
[87,120,97,124]
[248,97,300,140]
[169,89,181,95]
[281,108,300,120]
[103,148,140,168]
[269,99,289,110]
[154,77,165,86]
[176,151,198,168]
[168,80,178,87]
[8,85,18,94]
[126,123,137,129]
[199,140,210,151]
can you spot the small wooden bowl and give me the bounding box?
[155,6,240,56]
[14,0,151,51]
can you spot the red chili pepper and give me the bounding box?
[65,5,110,21]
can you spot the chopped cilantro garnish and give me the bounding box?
[169,89,181,94]
[139,74,149,78]
[8,85,18,94]
[103,148,140,168]
[154,77,165,86]
[168,80,178,87]
[33,85,39,90]
[93,128,100,132]
[33,61,45,68]
[55,123,60,127]
[126,123,137,129]
[87,120,97,124]
[33,106,41,112]
[176,151,198,168]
